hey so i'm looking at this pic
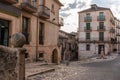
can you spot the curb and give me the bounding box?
[27,68,55,78]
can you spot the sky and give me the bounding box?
[59,0,120,33]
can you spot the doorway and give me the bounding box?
[0,19,10,46]
[52,49,58,63]
[98,45,105,54]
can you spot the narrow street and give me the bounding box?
[27,54,120,80]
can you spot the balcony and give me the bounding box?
[0,0,18,4]
[84,17,92,22]
[111,38,117,44]
[97,26,105,31]
[110,28,115,33]
[38,5,50,19]
[84,27,92,32]
[59,17,64,26]
[110,18,115,25]
[116,33,120,36]
[79,38,110,43]
[116,25,120,29]
[21,0,37,13]
[97,16,105,21]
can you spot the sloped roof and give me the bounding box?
[78,6,110,13]
[78,4,114,18]
[54,0,63,6]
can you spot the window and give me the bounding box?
[22,16,30,44]
[99,22,104,29]
[86,32,90,40]
[39,22,44,45]
[25,53,29,58]
[0,19,9,46]
[99,32,104,41]
[86,44,90,51]
[38,53,44,58]
[86,13,91,21]
[86,23,90,30]
[100,12,104,16]
[99,12,104,20]
[51,4,55,14]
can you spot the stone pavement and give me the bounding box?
[26,53,119,80]
[25,62,55,80]
[79,53,118,64]
[26,62,88,80]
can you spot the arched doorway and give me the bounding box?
[52,49,58,63]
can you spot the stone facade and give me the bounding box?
[115,18,120,53]
[59,30,78,62]
[0,45,26,80]
[0,0,63,64]
[78,4,116,59]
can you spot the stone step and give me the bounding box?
[26,68,55,80]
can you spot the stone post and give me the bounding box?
[0,33,26,80]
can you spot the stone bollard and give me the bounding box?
[0,33,26,80]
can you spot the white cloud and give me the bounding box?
[60,0,92,33]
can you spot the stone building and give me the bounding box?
[115,18,120,53]
[78,4,116,59]
[0,0,63,64]
[59,30,78,62]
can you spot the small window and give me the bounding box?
[86,44,90,51]
[38,53,44,58]
[25,53,29,58]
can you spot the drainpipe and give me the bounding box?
[36,14,39,62]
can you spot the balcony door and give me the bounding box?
[99,32,104,41]
[86,23,90,30]
[99,12,104,20]
[86,32,90,40]
[99,22,104,29]
[0,19,10,46]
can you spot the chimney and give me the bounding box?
[91,4,98,10]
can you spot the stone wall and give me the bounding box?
[0,45,26,80]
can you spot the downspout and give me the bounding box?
[36,14,39,61]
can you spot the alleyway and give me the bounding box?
[27,54,120,80]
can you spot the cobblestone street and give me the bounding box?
[27,54,120,80]
[27,64,88,80]
[66,55,120,80]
